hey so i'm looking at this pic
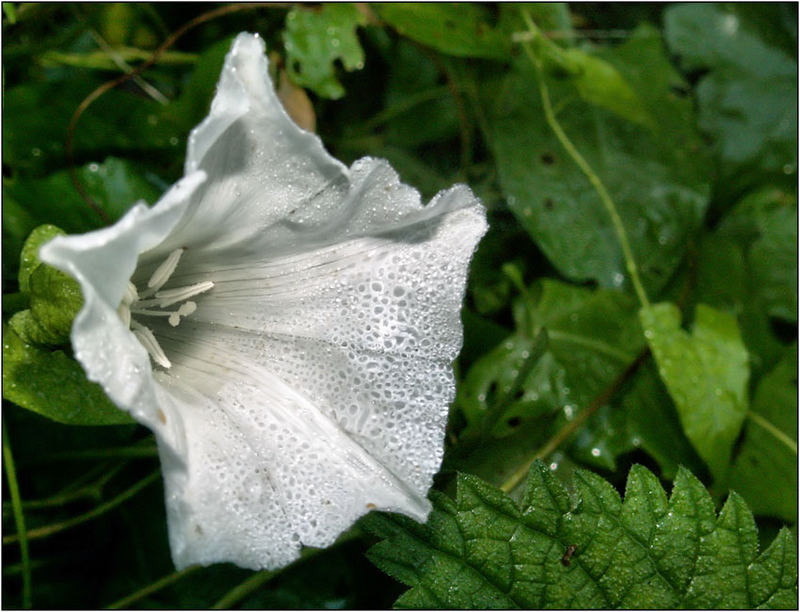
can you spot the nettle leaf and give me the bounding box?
[729,345,798,521]
[2,324,134,426]
[490,26,709,295]
[664,4,797,193]
[283,3,367,100]
[364,462,797,608]
[640,303,749,482]
[376,3,509,60]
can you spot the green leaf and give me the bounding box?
[3,157,162,237]
[376,3,509,60]
[640,303,749,482]
[459,281,642,447]
[664,4,797,193]
[489,28,709,294]
[717,187,798,324]
[2,325,134,426]
[18,224,64,294]
[283,3,367,100]
[364,462,797,608]
[729,345,798,521]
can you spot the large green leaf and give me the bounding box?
[376,3,509,59]
[364,462,797,608]
[489,26,709,294]
[283,3,366,100]
[729,346,798,521]
[640,303,749,482]
[2,325,134,426]
[664,4,797,194]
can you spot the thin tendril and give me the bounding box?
[105,566,202,609]
[518,9,651,309]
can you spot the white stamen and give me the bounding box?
[131,321,171,368]
[147,248,184,291]
[178,301,197,317]
[155,281,215,308]
[130,308,178,318]
[123,281,139,306]
[168,301,198,327]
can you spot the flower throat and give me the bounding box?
[118,248,214,369]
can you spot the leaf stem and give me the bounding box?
[105,565,202,609]
[746,410,797,454]
[3,470,161,545]
[3,423,32,608]
[211,570,276,609]
[519,9,650,309]
[500,348,650,493]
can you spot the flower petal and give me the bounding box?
[148,172,485,568]
[39,171,206,442]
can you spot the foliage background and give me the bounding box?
[2,2,797,608]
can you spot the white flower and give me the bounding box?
[39,33,487,571]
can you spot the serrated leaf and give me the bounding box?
[2,324,134,426]
[728,345,798,521]
[640,303,749,482]
[283,3,366,100]
[489,27,709,294]
[376,3,509,60]
[364,462,798,608]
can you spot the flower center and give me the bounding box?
[118,248,214,369]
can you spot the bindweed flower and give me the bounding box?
[40,33,487,571]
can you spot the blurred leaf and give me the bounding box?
[4,157,161,242]
[717,187,798,324]
[283,3,366,99]
[640,303,749,482]
[664,4,798,194]
[3,2,17,24]
[2,325,134,426]
[729,345,798,521]
[376,3,509,59]
[364,462,798,608]
[490,27,709,294]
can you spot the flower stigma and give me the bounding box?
[117,247,214,369]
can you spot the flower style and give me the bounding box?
[40,33,487,571]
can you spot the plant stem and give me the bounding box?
[746,411,797,454]
[105,565,202,609]
[3,423,32,608]
[3,470,160,545]
[519,9,651,309]
[500,348,650,493]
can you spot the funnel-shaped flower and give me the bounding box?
[40,33,487,571]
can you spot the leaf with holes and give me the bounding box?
[489,26,709,295]
[363,461,798,609]
[283,4,367,99]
